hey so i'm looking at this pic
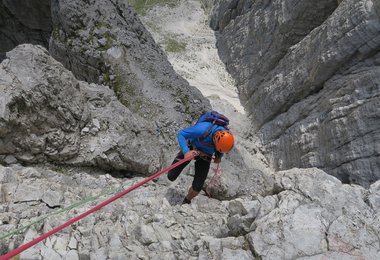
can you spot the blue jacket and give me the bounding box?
[177,122,225,157]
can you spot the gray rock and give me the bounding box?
[0,44,163,173]
[1,2,380,260]
[3,155,17,165]
[227,198,260,218]
[64,250,79,260]
[246,168,380,259]
[0,0,52,58]
[204,154,274,200]
[211,0,380,186]
[368,180,380,213]
[136,224,158,245]
[13,183,43,203]
[221,248,254,260]
[1,164,380,259]
[49,0,210,136]
[42,190,63,208]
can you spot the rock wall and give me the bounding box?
[0,1,380,259]
[0,44,162,173]
[211,0,380,186]
[49,0,210,131]
[247,168,380,259]
[1,165,379,259]
[0,0,52,59]
[0,0,214,171]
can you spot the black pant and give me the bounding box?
[167,150,211,192]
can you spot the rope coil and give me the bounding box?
[205,163,222,196]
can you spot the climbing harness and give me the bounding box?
[0,152,199,260]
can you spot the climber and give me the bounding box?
[167,111,234,204]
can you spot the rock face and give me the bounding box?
[0,44,162,173]
[211,0,380,186]
[49,0,210,130]
[247,168,380,259]
[0,165,255,259]
[0,0,215,172]
[0,0,211,157]
[0,0,52,59]
[1,165,379,259]
[1,1,379,259]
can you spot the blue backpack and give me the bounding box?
[196,111,229,139]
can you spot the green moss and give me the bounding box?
[200,0,214,16]
[175,89,191,113]
[95,21,111,29]
[129,0,179,15]
[98,32,115,51]
[52,26,60,40]
[106,66,159,118]
[103,71,111,84]
[144,20,161,32]
[114,75,153,115]
[51,165,66,174]
[111,72,138,109]
[164,37,187,53]
[112,73,125,100]
[105,32,115,47]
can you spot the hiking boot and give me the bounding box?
[202,187,210,197]
[182,197,191,205]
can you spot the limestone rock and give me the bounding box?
[246,168,380,259]
[0,44,162,173]
[49,0,211,135]
[1,1,379,260]
[203,152,274,200]
[136,224,158,245]
[368,180,380,214]
[211,0,380,186]
[0,164,251,259]
[2,165,379,259]
[0,0,52,59]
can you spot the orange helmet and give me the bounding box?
[213,130,234,153]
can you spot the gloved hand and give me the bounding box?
[214,157,221,163]
[184,150,199,160]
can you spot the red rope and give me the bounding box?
[205,163,222,196]
[1,152,199,259]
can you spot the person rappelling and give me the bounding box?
[167,111,235,204]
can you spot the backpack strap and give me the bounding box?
[198,124,218,147]
[201,124,217,139]
[211,111,229,126]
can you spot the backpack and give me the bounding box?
[196,111,229,140]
